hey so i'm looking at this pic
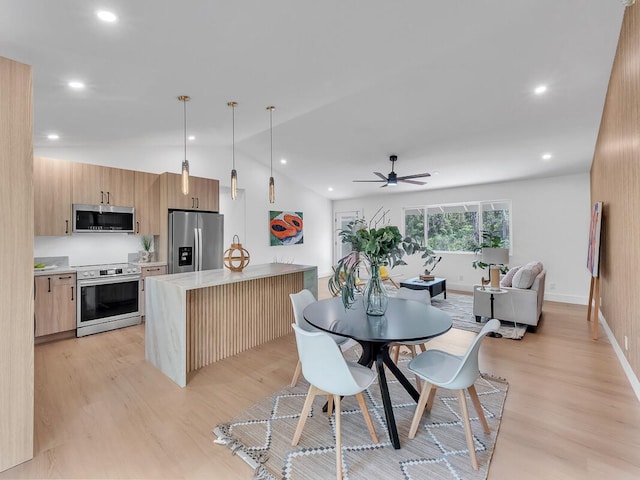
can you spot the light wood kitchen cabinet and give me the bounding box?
[161,172,219,211]
[34,273,76,337]
[134,171,160,235]
[34,156,72,235]
[140,265,167,317]
[72,163,135,206]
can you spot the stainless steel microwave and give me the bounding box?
[73,204,135,233]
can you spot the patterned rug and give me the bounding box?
[427,293,527,340]
[213,348,508,480]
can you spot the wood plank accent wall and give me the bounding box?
[0,56,34,472]
[590,4,640,378]
[186,272,303,372]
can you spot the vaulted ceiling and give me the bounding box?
[0,1,625,199]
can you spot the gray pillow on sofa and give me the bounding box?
[501,266,521,287]
[511,261,543,289]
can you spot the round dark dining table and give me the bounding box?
[303,296,452,449]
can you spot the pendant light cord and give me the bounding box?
[183,99,187,161]
[269,107,273,176]
[232,105,236,169]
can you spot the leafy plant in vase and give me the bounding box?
[472,231,509,288]
[140,236,153,263]
[329,216,424,315]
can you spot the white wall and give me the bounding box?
[332,173,592,304]
[34,145,334,276]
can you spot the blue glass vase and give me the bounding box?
[363,264,389,316]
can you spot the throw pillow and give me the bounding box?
[512,261,544,289]
[501,266,521,287]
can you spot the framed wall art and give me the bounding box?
[269,211,303,246]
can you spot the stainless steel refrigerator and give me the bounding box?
[168,211,224,274]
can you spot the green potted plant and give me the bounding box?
[471,231,509,273]
[329,216,425,315]
[140,236,153,262]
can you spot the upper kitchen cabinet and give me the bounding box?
[134,171,160,235]
[34,156,72,235]
[161,172,219,212]
[72,163,134,207]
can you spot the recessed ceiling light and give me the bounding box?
[188,135,195,141]
[432,171,440,175]
[96,10,117,22]
[280,159,287,164]
[68,81,85,89]
[534,85,548,95]
[328,187,333,192]
[542,153,552,160]
[47,134,59,140]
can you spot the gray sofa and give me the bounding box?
[473,265,546,329]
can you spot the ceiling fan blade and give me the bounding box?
[396,172,431,181]
[380,183,389,188]
[352,179,386,183]
[374,172,387,181]
[399,179,427,185]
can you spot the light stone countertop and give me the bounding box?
[34,266,77,277]
[146,263,317,292]
[129,261,167,268]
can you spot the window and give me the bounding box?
[403,207,425,245]
[403,201,511,252]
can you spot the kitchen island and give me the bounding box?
[145,263,317,387]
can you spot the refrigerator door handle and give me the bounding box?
[198,228,204,270]
[194,227,200,271]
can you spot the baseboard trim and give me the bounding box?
[599,310,640,404]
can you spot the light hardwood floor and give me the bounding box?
[2,284,640,479]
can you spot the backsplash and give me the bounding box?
[34,234,148,266]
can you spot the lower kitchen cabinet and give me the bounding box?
[140,265,167,317]
[34,274,76,337]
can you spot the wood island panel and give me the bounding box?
[186,273,303,372]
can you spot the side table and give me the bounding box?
[474,286,509,338]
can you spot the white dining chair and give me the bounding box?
[407,318,500,470]
[289,289,350,387]
[389,287,432,388]
[290,323,378,480]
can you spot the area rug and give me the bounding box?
[213,349,508,480]
[428,293,527,340]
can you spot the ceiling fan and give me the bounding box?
[352,155,431,187]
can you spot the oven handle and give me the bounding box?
[77,275,141,287]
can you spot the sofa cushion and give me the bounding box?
[511,261,543,289]
[501,266,521,287]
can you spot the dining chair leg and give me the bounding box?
[355,392,378,443]
[426,385,438,412]
[290,360,302,387]
[419,343,427,353]
[334,394,343,480]
[327,395,334,417]
[468,384,490,434]
[392,344,400,363]
[456,389,479,470]
[292,385,318,446]
[406,345,422,390]
[408,380,433,439]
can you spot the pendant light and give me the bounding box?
[228,101,238,200]
[178,95,190,195]
[267,105,276,203]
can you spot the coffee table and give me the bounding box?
[399,276,446,299]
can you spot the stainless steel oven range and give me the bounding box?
[76,263,141,337]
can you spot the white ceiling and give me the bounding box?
[0,1,625,200]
